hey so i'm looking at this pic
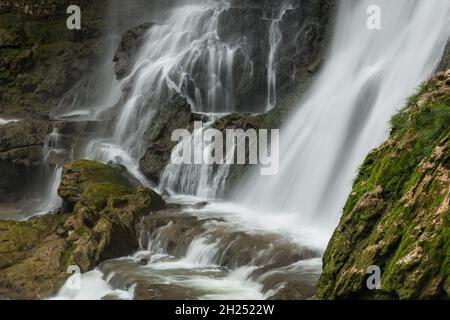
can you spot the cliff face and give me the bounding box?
[0,0,72,17]
[316,70,450,300]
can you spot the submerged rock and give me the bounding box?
[316,70,450,300]
[0,160,166,299]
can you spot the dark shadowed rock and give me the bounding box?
[316,70,450,300]
[0,160,166,299]
[114,22,155,80]
[139,95,195,184]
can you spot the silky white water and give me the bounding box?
[0,118,20,125]
[239,0,450,236]
[53,213,321,300]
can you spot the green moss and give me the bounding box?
[59,243,76,268]
[71,160,131,187]
[80,182,132,209]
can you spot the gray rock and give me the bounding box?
[113,22,155,80]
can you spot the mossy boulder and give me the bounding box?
[0,160,166,299]
[316,70,450,300]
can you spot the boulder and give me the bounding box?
[0,160,166,299]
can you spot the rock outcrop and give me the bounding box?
[113,22,154,80]
[316,70,450,300]
[139,95,197,184]
[0,119,100,202]
[0,120,49,201]
[0,160,166,299]
[0,1,110,118]
[219,0,335,111]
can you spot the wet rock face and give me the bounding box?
[112,0,335,112]
[0,120,49,201]
[114,22,154,80]
[0,1,111,118]
[0,160,166,299]
[216,0,335,111]
[139,95,195,184]
[316,70,450,300]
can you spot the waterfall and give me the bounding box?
[34,128,67,215]
[266,4,291,111]
[158,115,235,199]
[83,1,244,188]
[239,0,450,235]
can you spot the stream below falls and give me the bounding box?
[53,199,323,300]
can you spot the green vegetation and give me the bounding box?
[316,70,450,300]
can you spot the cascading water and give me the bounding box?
[266,4,291,111]
[84,1,245,188]
[239,0,450,236]
[54,210,321,300]
[34,127,67,215]
[158,116,236,199]
[0,117,20,125]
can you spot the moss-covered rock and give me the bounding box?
[316,70,450,300]
[139,95,195,184]
[58,159,136,208]
[0,160,166,299]
[0,1,108,118]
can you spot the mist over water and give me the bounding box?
[238,0,450,236]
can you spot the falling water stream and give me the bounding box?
[41,0,450,299]
[239,0,450,236]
